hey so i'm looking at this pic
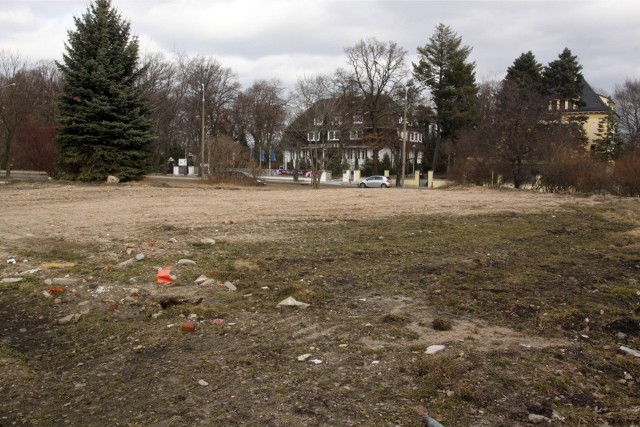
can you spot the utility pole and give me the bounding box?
[401,85,407,188]
[200,83,205,178]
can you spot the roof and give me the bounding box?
[576,80,611,113]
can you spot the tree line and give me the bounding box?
[0,0,639,194]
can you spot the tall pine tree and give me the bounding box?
[56,0,152,181]
[543,47,584,101]
[505,51,544,93]
[413,23,478,172]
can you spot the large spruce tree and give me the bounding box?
[505,51,544,93]
[56,0,152,181]
[413,23,478,172]
[542,47,585,100]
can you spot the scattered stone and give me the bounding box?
[198,379,209,386]
[20,268,41,275]
[135,253,145,261]
[151,311,163,319]
[1,277,23,283]
[58,313,81,325]
[200,238,216,245]
[617,332,628,340]
[619,345,640,358]
[297,354,312,362]
[310,359,323,365]
[200,279,216,286]
[425,345,446,355]
[195,275,208,284]
[223,281,237,291]
[223,219,236,225]
[123,296,137,304]
[528,413,548,424]
[19,328,27,333]
[211,318,224,326]
[42,291,52,299]
[277,296,310,308]
[106,175,120,183]
[188,313,198,321]
[177,259,196,266]
[6,258,16,264]
[168,238,178,243]
[117,258,135,267]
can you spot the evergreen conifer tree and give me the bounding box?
[505,51,544,93]
[593,108,623,160]
[543,48,585,101]
[413,24,478,172]
[56,0,152,181]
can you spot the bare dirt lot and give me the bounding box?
[1,181,639,426]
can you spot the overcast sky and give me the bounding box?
[1,0,638,95]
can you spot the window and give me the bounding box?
[307,131,320,142]
[349,130,362,140]
[409,132,423,143]
[352,115,363,124]
[331,116,343,126]
[313,117,323,126]
[328,130,340,141]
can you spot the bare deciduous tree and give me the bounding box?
[614,78,640,150]
[14,60,61,175]
[0,51,30,179]
[286,73,349,188]
[236,79,286,172]
[344,38,408,174]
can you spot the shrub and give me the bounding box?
[611,150,640,196]
[538,147,608,193]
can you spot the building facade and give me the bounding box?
[282,97,425,173]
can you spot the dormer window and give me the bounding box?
[352,115,363,124]
[331,116,343,126]
[313,118,323,126]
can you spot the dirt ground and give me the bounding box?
[1,181,638,427]
[0,181,598,243]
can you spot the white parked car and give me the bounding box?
[359,175,391,188]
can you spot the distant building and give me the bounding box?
[282,96,425,173]
[551,80,615,151]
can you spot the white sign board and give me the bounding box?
[178,158,187,167]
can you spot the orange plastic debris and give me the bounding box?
[156,269,173,284]
[181,322,196,333]
[48,287,65,294]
